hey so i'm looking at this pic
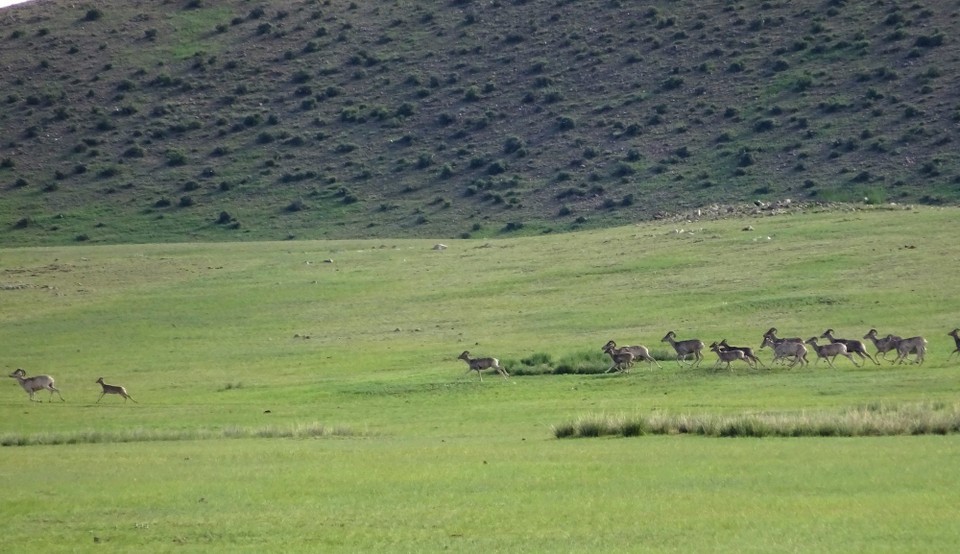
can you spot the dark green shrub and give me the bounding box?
[486,160,506,175]
[123,146,145,158]
[166,150,187,166]
[753,119,775,132]
[97,166,120,178]
[914,33,944,48]
[556,116,575,130]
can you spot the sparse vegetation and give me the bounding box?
[1,0,960,246]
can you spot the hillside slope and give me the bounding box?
[1,0,958,245]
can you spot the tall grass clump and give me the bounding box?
[554,403,960,439]
[504,350,613,375]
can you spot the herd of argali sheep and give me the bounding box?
[460,328,960,379]
[7,328,960,398]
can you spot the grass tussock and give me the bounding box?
[506,349,673,376]
[553,402,960,439]
[1,422,356,447]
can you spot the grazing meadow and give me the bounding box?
[3,206,960,552]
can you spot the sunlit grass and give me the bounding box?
[554,402,960,438]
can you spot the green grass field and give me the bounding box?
[3,206,960,552]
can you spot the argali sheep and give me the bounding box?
[457,351,509,381]
[8,368,65,402]
[949,329,960,361]
[96,377,137,403]
[760,335,809,368]
[660,331,705,367]
[804,337,857,368]
[892,336,927,365]
[820,329,878,366]
[709,342,753,371]
[763,327,803,344]
[601,346,635,373]
[602,340,663,370]
[718,339,765,369]
[862,329,903,362]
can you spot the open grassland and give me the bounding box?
[3,206,960,551]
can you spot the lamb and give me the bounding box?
[96,377,137,403]
[601,346,635,373]
[8,368,65,402]
[820,329,878,365]
[760,335,808,368]
[718,339,765,369]
[602,340,663,370]
[709,342,752,370]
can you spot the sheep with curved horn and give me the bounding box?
[863,329,903,362]
[661,331,704,367]
[8,368,65,402]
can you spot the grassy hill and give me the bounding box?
[1,0,958,245]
